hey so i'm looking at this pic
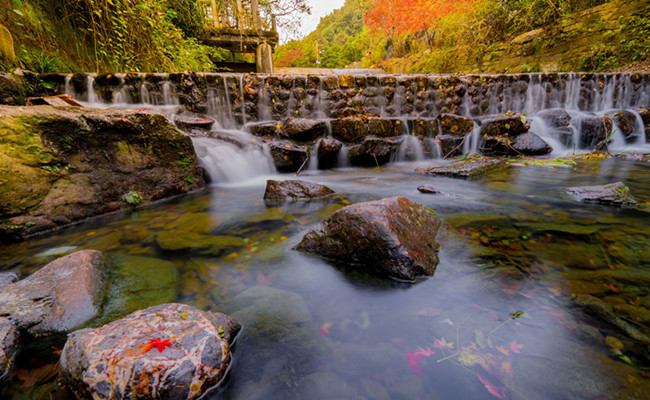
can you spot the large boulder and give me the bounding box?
[317,137,343,169]
[296,197,442,281]
[281,117,326,141]
[264,179,335,201]
[0,250,106,335]
[565,182,637,208]
[331,116,368,143]
[60,303,240,400]
[348,137,397,166]
[510,132,553,155]
[0,106,204,240]
[0,317,17,383]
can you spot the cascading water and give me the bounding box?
[61,71,650,176]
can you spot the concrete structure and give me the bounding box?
[200,0,279,73]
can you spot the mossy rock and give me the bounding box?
[0,24,15,63]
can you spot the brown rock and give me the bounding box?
[0,250,106,335]
[0,317,17,382]
[264,179,335,201]
[60,303,240,400]
[437,114,473,137]
[331,116,368,143]
[281,117,327,141]
[296,197,442,281]
[269,140,309,173]
[317,138,343,169]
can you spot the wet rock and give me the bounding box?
[248,121,280,137]
[281,117,326,142]
[511,132,553,155]
[269,140,309,173]
[417,155,508,179]
[607,110,639,143]
[437,114,473,137]
[478,135,510,156]
[26,94,83,107]
[367,117,402,137]
[565,182,637,207]
[0,106,204,240]
[60,303,240,400]
[264,179,335,201]
[0,73,24,105]
[173,112,215,134]
[0,317,17,382]
[296,196,442,281]
[348,137,397,167]
[94,254,180,325]
[438,135,466,157]
[0,250,106,335]
[537,108,571,128]
[578,115,613,149]
[332,116,368,143]
[317,138,343,169]
[417,185,442,194]
[0,272,18,288]
[478,113,529,138]
[635,107,650,141]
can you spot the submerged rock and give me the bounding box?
[565,182,637,207]
[60,303,240,400]
[511,132,553,155]
[296,197,442,281]
[269,140,309,173]
[417,155,508,179]
[0,106,204,240]
[281,117,326,142]
[264,179,335,201]
[0,317,17,383]
[0,272,18,288]
[417,185,442,194]
[0,250,106,335]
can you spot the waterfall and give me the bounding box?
[60,71,650,169]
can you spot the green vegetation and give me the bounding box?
[275,0,649,73]
[121,190,144,207]
[0,0,220,72]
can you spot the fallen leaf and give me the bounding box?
[509,339,523,354]
[496,346,510,356]
[319,322,333,337]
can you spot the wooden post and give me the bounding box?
[251,0,261,31]
[256,42,273,73]
[235,0,244,29]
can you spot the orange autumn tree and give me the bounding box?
[365,0,484,51]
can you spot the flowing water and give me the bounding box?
[2,73,650,399]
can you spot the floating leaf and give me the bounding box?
[496,346,510,356]
[319,322,333,337]
[509,339,523,354]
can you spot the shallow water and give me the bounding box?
[2,157,650,399]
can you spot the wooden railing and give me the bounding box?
[199,0,277,32]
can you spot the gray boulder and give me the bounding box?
[566,182,637,207]
[0,250,106,335]
[60,303,240,400]
[511,132,553,155]
[0,317,17,383]
[0,272,18,288]
[296,197,442,281]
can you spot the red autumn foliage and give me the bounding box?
[365,0,484,36]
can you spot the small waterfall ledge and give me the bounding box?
[43,71,650,180]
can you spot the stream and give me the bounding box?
[2,73,650,399]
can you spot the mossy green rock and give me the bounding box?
[93,254,179,326]
[0,24,14,63]
[0,106,205,240]
[155,231,246,255]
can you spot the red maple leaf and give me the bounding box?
[138,338,173,355]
